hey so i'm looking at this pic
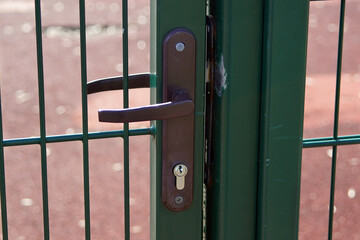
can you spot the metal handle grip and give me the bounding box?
[98,91,194,122]
[87,73,150,94]
[87,74,193,123]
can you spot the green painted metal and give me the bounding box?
[206,0,263,239]
[257,1,309,240]
[0,0,333,239]
[150,0,206,239]
[0,97,8,240]
[0,0,153,238]
[303,134,360,148]
[34,0,50,238]
[122,0,130,238]
[78,0,91,238]
[0,0,206,237]
[2,128,152,147]
[328,1,346,239]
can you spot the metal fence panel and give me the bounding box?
[0,0,153,239]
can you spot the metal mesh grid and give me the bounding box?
[0,0,152,239]
[301,1,360,239]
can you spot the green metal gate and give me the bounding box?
[0,0,206,239]
[1,0,358,239]
[0,0,154,239]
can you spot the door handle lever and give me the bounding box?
[88,28,196,212]
[98,90,194,123]
[87,73,150,94]
[87,73,194,123]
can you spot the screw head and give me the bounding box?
[174,196,183,204]
[175,42,185,52]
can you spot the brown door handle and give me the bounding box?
[87,73,194,122]
[98,90,194,123]
[88,28,196,212]
[87,73,150,94]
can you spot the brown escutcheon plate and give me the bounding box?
[162,28,196,211]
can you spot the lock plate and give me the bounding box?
[162,28,195,211]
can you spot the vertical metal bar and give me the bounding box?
[149,2,157,238]
[79,0,91,238]
[122,0,130,239]
[328,1,346,239]
[0,96,8,240]
[333,0,346,142]
[34,0,50,238]
[206,1,263,239]
[257,1,309,240]
[328,146,337,240]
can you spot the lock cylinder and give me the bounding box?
[173,164,188,190]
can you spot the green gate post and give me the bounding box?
[257,1,309,240]
[207,0,309,239]
[207,0,264,239]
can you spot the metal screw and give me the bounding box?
[175,42,185,52]
[174,196,183,204]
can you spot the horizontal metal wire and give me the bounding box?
[2,127,153,147]
[303,134,360,148]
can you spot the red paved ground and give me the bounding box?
[0,0,359,240]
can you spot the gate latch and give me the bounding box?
[87,28,196,212]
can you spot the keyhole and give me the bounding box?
[173,164,188,190]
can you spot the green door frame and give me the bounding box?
[207,0,309,240]
[257,1,309,239]
[206,0,264,239]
